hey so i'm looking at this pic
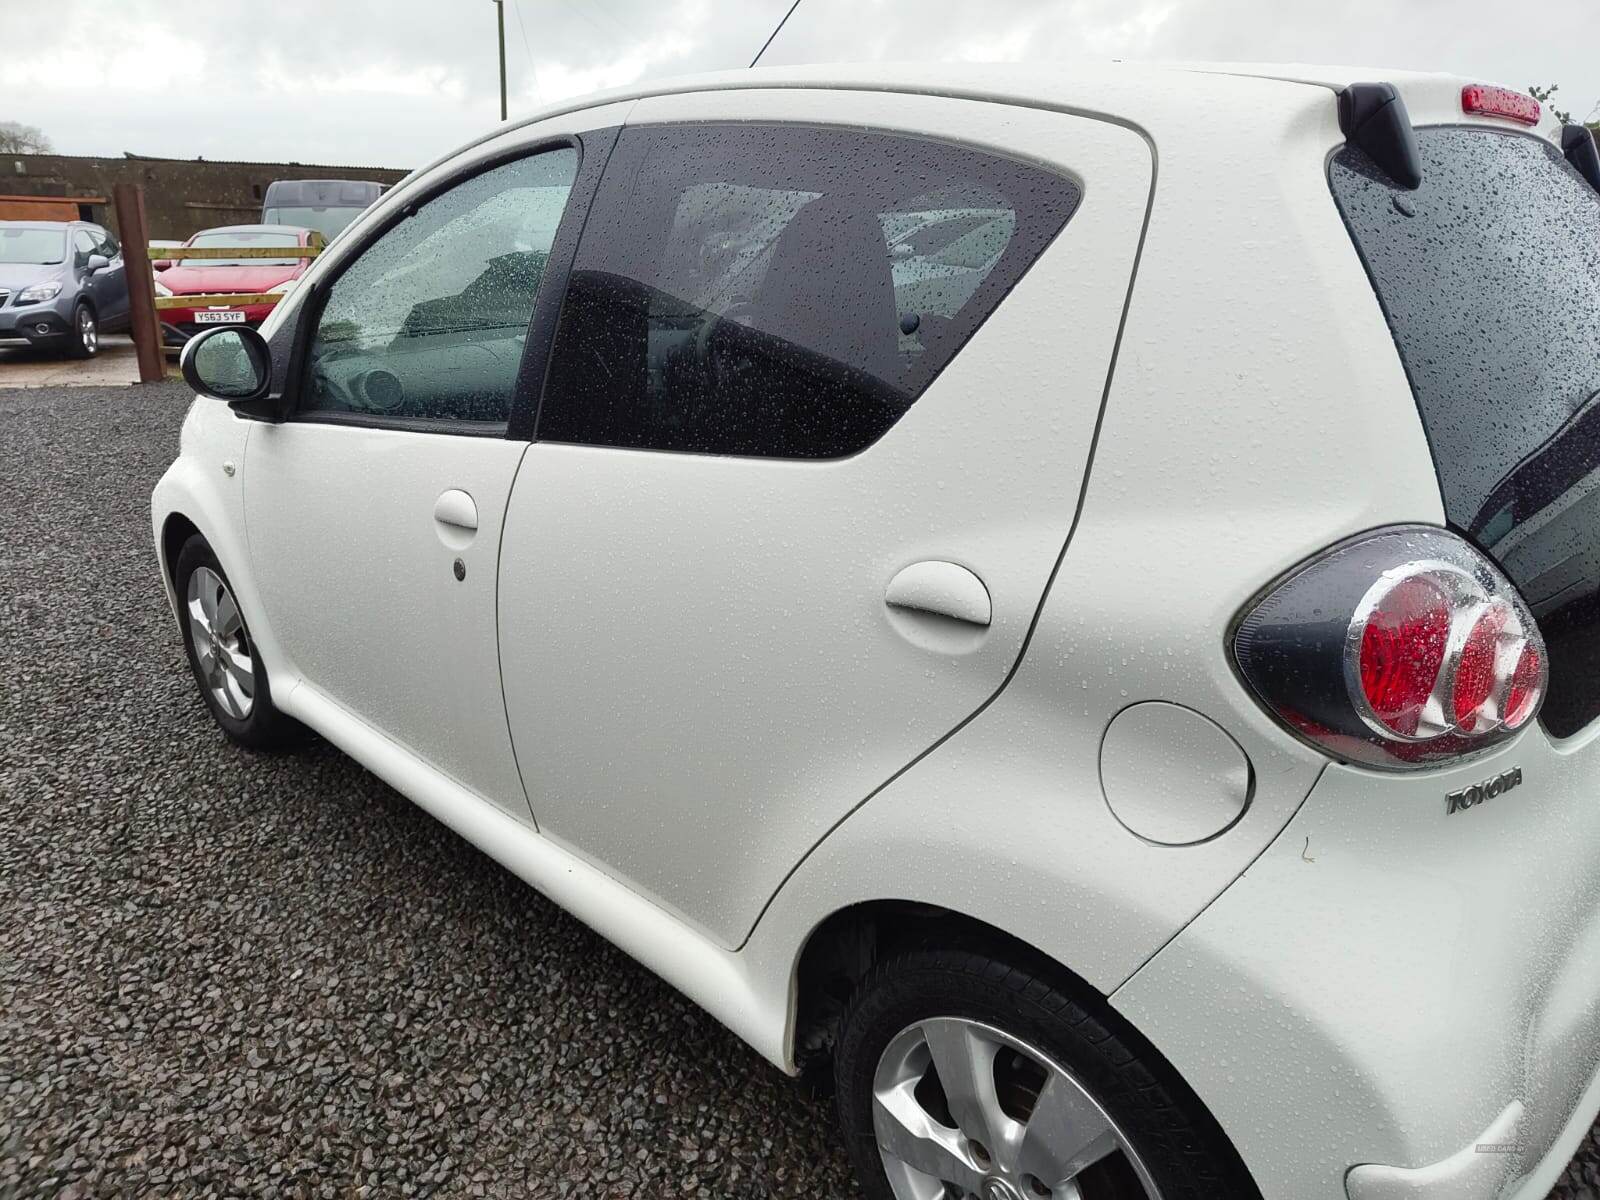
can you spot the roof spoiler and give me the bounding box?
[1561,125,1600,196]
[1337,82,1423,190]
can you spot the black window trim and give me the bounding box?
[274,126,619,439]
[507,125,621,439]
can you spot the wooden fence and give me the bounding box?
[113,183,323,383]
[149,243,324,314]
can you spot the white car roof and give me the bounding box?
[395,60,1564,205]
[496,58,1560,149]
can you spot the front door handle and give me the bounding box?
[885,560,991,626]
[433,489,478,531]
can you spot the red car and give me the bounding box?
[154,224,322,349]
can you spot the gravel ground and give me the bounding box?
[0,382,1596,1199]
[0,382,858,1197]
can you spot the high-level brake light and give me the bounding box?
[1461,84,1542,127]
[1233,527,1549,770]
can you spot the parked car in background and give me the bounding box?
[156,64,1600,1200]
[261,179,384,243]
[0,219,128,358]
[154,225,322,350]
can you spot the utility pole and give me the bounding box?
[492,0,507,120]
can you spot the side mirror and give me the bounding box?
[181,326,272,405]
[153,259,173,272]
[86,253,110,274]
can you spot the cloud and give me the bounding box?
[530,27,701,104]
[3,0,1595,167]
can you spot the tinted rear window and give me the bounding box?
[536,123,1081,459]
[183,230,303,267]
[262,206,364,240]
[264,181,382,206]
[1331,126,1600,736]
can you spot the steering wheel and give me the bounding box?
[692,301,756,393]
[308,362,354,410]
[356,368,407,415]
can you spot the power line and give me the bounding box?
[568,1,626,48]
[749,0,803,69]
[510,0,542,104]
[583,0,630,42]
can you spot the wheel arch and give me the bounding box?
[160,511,202,587]
[790,898,1095,1081]
[792,897,1264,1198]
[151,423,286,689]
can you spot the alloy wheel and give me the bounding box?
[871,1017,1163,1200]
[78,306,97,355]
[186,566,255,719]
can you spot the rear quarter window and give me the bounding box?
[535,122,1081,459]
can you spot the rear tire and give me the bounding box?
[174,535,303,750]
[65,302,97,359]
[834,945,1261,1200]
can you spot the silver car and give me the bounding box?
[0,220,130,358]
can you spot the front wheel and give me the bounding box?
[174,535,303,750]
[834,947,1260,1200]
[65,302,98,359]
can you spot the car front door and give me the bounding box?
[241,135,592,818]
[496,90,1152,945]
[70,229,101,316]
[89,226,129,328]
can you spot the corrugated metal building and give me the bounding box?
[0,153,408,240]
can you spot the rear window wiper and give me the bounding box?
[1561,125,1600,195]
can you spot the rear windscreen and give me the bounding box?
[1330,126,1600,737]
[182,230,302,267]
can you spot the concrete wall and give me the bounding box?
[0,154,409,241]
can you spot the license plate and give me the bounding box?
[194,310,246,325]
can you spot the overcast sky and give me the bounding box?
[4,0,1596,167]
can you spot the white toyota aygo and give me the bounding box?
[152,62,1600,1200]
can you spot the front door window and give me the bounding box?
[301,147,578,425]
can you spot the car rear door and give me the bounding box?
[497,88,1152,945]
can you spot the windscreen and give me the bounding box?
[1330,126,1600,737]
[0,227,66,265]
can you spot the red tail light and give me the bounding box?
[1356,575,1451,737]
[1234,527,1549,769]
[1504,643,1545,730]
[1451,602,1510,733]
[1461,84,1542,127]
